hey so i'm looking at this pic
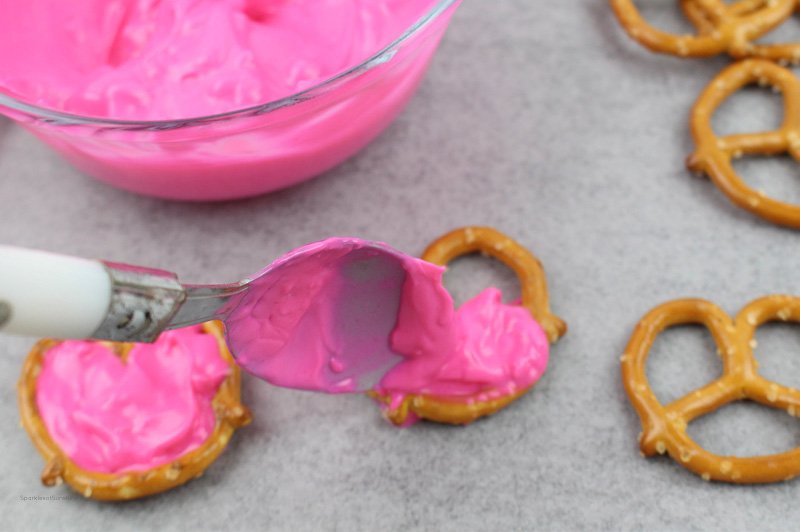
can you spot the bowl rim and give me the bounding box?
[0,0,460,129]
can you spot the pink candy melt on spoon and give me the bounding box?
[220,238,453,392]
[218,235,553,409]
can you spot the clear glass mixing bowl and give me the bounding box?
[0,0,461,201]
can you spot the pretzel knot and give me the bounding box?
[422,226,566,343]
[610,0,800,60]
[622,296,800,484]
[687,59,800,228]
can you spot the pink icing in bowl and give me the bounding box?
[0,0,461,200]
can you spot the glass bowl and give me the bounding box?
[0,0,462,201]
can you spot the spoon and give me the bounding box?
[0,239,421,392]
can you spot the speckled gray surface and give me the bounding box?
[3,1,800,530]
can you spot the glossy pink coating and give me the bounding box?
[223,238,549,422]
[0,0,438,120]
[376,288,550,425]
[225,238,424,392]
[35,326,229,474]
[0,0,459,200]
[383,287,549,395]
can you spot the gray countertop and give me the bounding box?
[2,1,800,530]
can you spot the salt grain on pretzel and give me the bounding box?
[611,0,800,60]
[688,59,800,228]
[622,295,800,484]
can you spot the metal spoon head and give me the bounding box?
[222,238,411,393]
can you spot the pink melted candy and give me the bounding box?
[225,239,430,392]
[35,326,230,474]
[223,238,548,426]
[0,0,439,120]
[378,287,549,425]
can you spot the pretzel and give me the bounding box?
[610,0,800,60]
[622,295,800,484]
[369,227,566,426]
[18,321,252,501]
[687,59,800,228]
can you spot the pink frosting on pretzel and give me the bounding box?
[377,286,550,425]
[35,326,229,474]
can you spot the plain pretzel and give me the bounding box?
[622,296,800,484]
[688,59,800,228]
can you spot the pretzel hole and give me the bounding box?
[732,155,800,205]
[753,14,800,45]
[753,322,800,390]
[646,326,721,405]
[440,254,519,307]
[629,0,699,34]
[710,86,783,137]
[688,401,800,456]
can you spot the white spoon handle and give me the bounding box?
[0,245,112,338]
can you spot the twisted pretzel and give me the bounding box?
[622,296,800,484]
[370,227,566,426]
[18,321,252,500]
[687,59,800,228]
[611,0,800,60]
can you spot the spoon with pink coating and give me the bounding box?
[0,239,452,392]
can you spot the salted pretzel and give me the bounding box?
[18,321,252,501]
[610,0,800,60]
[622,296,800,484]
[369,227,566,426]
[687,59,800,228]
